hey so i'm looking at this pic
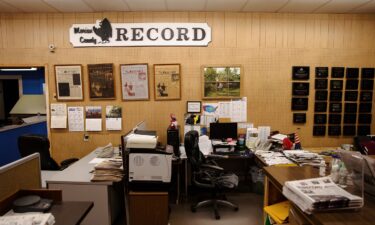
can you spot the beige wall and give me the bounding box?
[1,12,375,162]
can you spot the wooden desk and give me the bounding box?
[0,190,93,225]
[46,149,124,225]
[264,166,375,225]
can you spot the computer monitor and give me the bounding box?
[209,122,238,141]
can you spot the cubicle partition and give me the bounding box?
[0,153,41,201]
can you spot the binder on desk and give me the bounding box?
[264,201,290,224]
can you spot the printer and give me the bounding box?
[126,133,158,149]
[128,148,172,190]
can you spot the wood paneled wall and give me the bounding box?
[1,12,375,162]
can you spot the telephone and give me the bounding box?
[12,195,53,213]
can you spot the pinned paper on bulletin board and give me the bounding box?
[68,106,84,132]
[202,97,247,125]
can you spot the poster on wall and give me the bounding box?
[68,106,84,132]
[85,106,102,131]
[106,105,122,131]
[88,64,115,100]
[153,64,181,100]
[120,64,149,100]
[55,65,83,100]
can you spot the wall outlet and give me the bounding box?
[84,133,89,142]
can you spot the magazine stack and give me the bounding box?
[283,176,363,214]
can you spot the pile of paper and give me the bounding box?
[283,150,324,166]
[282,176,363,214]
[255,150,294,166]
[91,159,124,182]
[0,212,55,225]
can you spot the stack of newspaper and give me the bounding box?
[283,150,324,166]
[0,212,55,225]
[282,176,363,214]
[91,159,124,182]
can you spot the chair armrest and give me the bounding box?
[60,158,79,170]
[201,163,224,171]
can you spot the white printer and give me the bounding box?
[128,148,172,184]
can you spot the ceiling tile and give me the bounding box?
[206,0,247,11]
[0,0,21,12]
[44,0,93,12]
[242,0,289,12]
[2,0,58,12]
[166,0,205,11]
[84,0,130,11]
[314,0,372,13]
[352,0,375,13]
[125,0,167,11]
[279,0,330,13]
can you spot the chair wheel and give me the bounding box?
[234,207,239,211]
[215,215,220,220]
[191,206,196,212]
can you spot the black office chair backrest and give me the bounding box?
[184,130,205,172]
[18,134,60,170]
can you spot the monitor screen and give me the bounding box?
[209,122,238,140]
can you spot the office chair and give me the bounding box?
[18,134,78,170]
[184,130,239,220]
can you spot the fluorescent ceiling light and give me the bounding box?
[0,67,38,71]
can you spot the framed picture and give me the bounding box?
[292,66,310,80]
[362,68,375,79]
[88,63,115,100]
[345,80,359,90]
[329,114,342,124]
[358,125,371,136]
[346,68,359,79]
[315,79,328,89]
[202,65,241,99]
[328,126,341,136]
[360,92,373,102]
[315,90,328,101]
[313,126,326,136]
[154,64,181,100]
[330,80,343,90]
[329,91,342,102]
[293,113,306,123]
[292,82,309,96]
[291,98,308,111]
[314,102,327,112]
[315,67,328,78]
[314,114,327,124]
[361,79,374,90]
[54,65,83,101]
[344,113,357,124]
[331,67,345,78]
[120,64,149,101]
[343,126,356,136]
[345,91,358,101]
[329,103,342,113]
[187,101,202,113]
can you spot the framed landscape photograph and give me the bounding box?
[88,63,115,100]
[154,64,181,100]
[202,65,242,99]
[120,64,149,101]
[55,65,83,101]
